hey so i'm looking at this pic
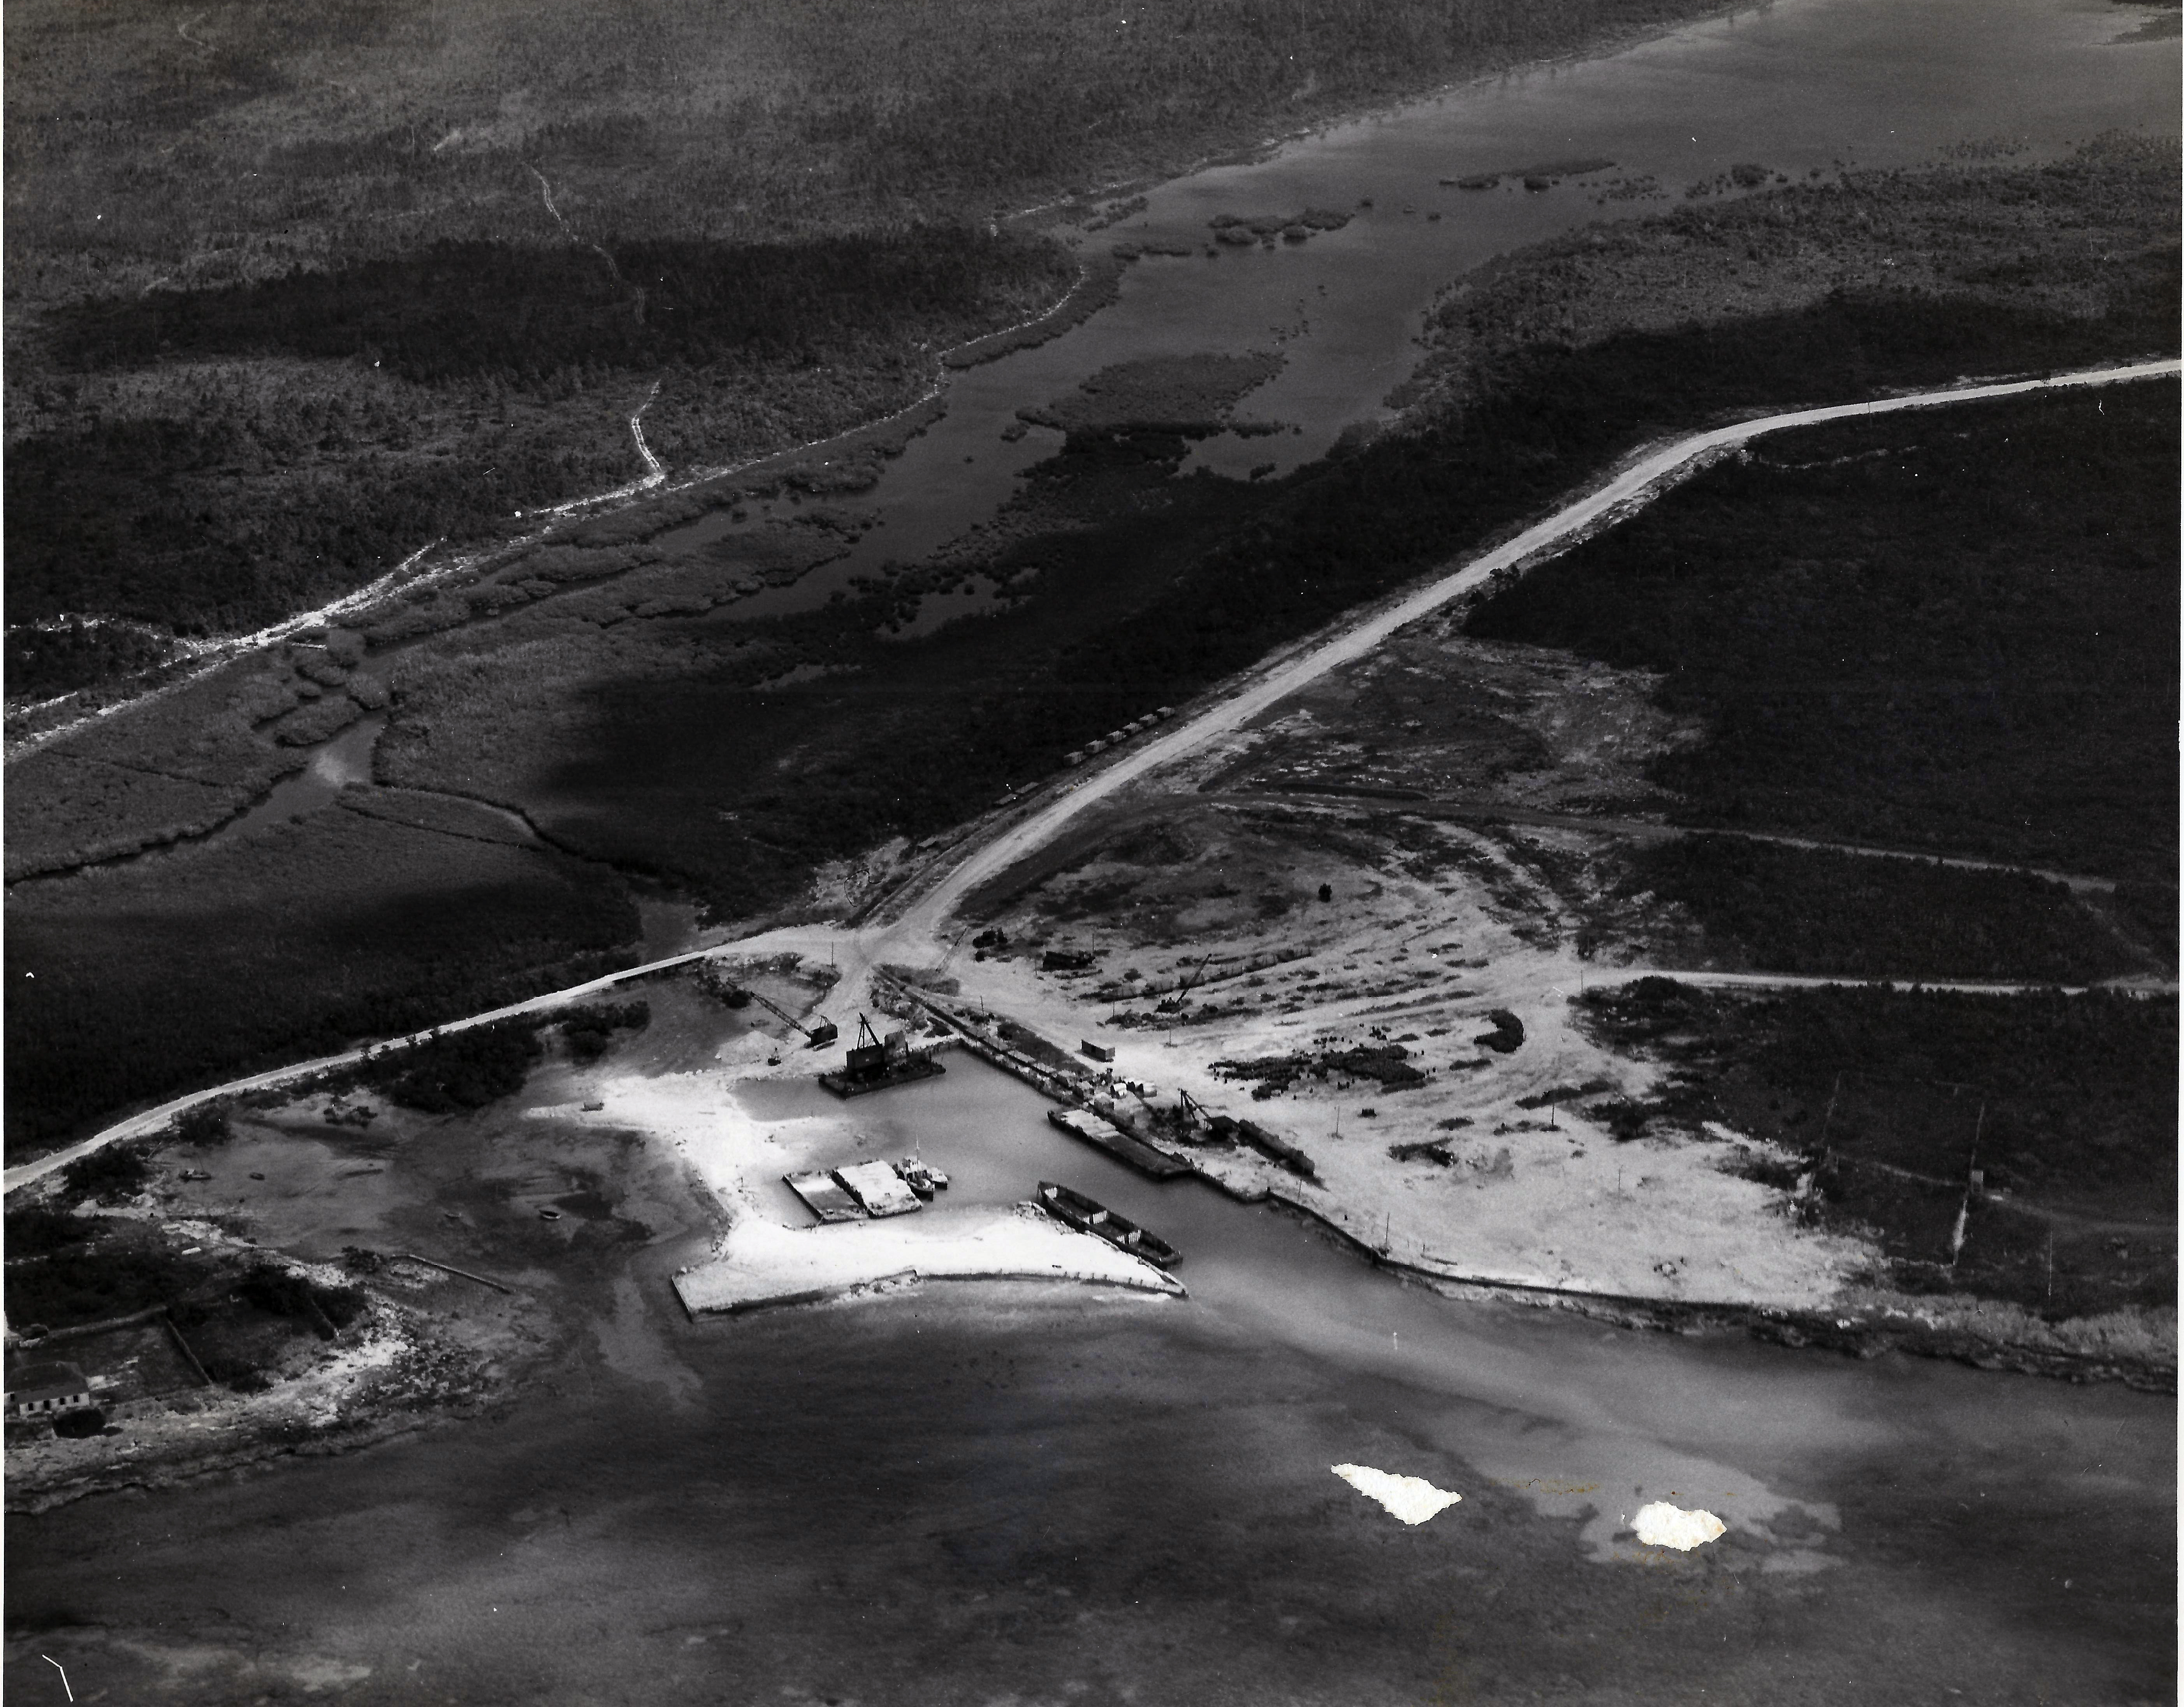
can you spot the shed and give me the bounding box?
[7,1360,92,1419]
[834,1160,922,1218]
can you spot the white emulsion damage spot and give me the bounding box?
[1331,1463,1464,1524]
[1633,1502,1727,1551]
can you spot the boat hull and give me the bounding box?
[1035,1182,1182,1269]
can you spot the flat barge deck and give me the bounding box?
[1046,1107,1191,1180]
[818,1054,947,1098]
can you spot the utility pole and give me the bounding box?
[1949,1099,1987,1269]
[1818,1070,1845,1176]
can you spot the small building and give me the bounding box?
[1081,1040,1117,1062]
[6,1360,92,1420]
[834,1160,922,1218]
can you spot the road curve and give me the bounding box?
[10,356,2175,1194]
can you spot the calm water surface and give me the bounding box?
[684,0,2177,615]
[739,1054,2167,1565]
[11,1048,2168,1702]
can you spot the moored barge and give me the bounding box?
[1035,1181,1182,1269]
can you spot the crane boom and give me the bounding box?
[735,986,838,1047]
[1175,951,1217,999]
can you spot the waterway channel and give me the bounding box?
[44,0,2172,880]
[740,1050,2166,1564]
[11,1046,2170,1702]
[665,0,2177,628]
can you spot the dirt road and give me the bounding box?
[1220,789,2128,894]
[879,357,2179,943]
[11,357,2173,1194]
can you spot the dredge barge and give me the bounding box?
[820,1015,947,1099]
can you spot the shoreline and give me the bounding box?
[888,983,2177,1392]
[7,1010,2164,1523]
[11,364,2177,1385]
[994,0,1752,234]
[673,1264,1183,1321]
[670,1201,1186,1317]
[1247,1186,2178,1395]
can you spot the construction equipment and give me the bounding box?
[1155,952,1218,1013]
[846,1014,889,1074]
[731,985,837,1048]
[820,1015,946,1099]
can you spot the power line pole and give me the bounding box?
[1818,1070,1845,1177]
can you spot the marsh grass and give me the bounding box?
[5,808,638,1154]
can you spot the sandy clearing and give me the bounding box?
[945,924,1873,1308]
[543,1062,1182,1316]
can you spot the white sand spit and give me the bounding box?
[1331,1463,1463,1524]
[673,1203,1183,1314]
[1634,1502,1727,1550]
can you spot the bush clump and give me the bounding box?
[359,1019,545,1113]
[171,1101,234,1146]
[58,1142,152,1205]
[560,999,651,1063]
[4,1205,91,1256]
[237,1264,368,1333]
